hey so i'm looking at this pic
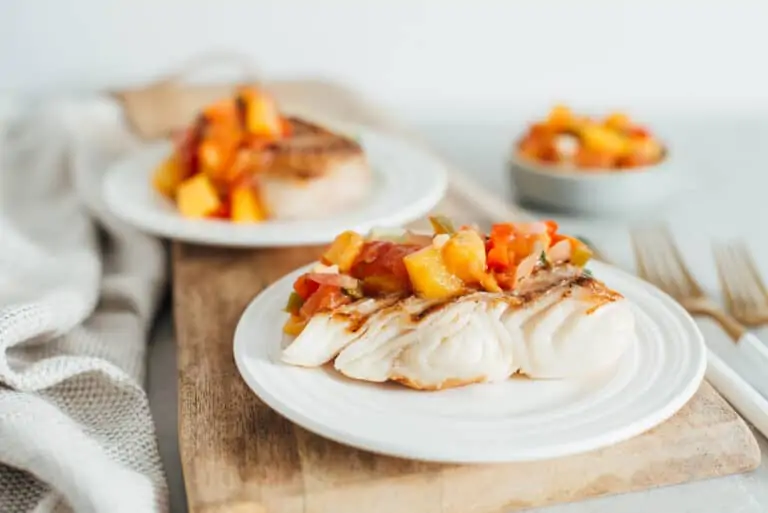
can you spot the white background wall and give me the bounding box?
[1,0,767,123]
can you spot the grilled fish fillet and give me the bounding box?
[281,296,401,367]
[254,117,371,220]
[280,266,636,390]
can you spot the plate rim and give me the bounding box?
[232,259,706,463]
[101,126,448,247]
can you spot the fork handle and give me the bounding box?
[735,332,768,398]
[707,308,747,341]
[706,348,768,439]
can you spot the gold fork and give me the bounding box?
[629,225,746,341]
[625,226,768,438]
[714,241,768,328]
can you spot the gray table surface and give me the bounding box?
[148,113,768,512]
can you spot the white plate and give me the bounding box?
[233,260,705,463]
[102,127,447,247]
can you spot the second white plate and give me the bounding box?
[233,260,706,463]
[102,126,447,247]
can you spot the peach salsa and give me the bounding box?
[282,217,593,336]
[278,215,636,392]
[152,86,371,223]
[514,105,666,171]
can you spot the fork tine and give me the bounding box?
[658,226,703,296]
[724,244,754,320]
[630,229,657,283]
[714,244,742,318]
[631,225,707,303]
[634,228,751,339]
[630,227,682,299]
[630,230,650,280]
[716,242,768,324]
[734,242,768,304]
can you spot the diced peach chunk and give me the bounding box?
[546,104,574,130]
[403,246,464,300]
[580,126,627,154]
[603,112,631,131]
[177,174,222,219]
[152,155,184,198]
[441,229,487,284]
[568,237,593,266]
[239,87,283,138]
[322,231,365,272]
[230,184,266,223]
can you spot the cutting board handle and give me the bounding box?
[111,51,266,140]
[150,50,265,89]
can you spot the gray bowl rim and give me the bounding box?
[509,149,672,182]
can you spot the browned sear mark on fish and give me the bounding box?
[251,117,366,181]
[410,294,468,322]
[579,277,623,315]
[332,266,621,332]
[332,296,402,333]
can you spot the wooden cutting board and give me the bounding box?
[148,80,763,513]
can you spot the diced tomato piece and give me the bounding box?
[203,98,239,127]
[293,272,361,301]
[494,269,518,290]
[487,224,515,270]
[490,223,513,242]
[174,120,205,177]
[293,274,320,300]
[628,126,650,138]
[349,242,423,293]
[538,145,560,163]
[299,285,351,318]
[543,220,559,235]
[487,222,556,270]
[487,244,510,271]
[528,122,556,138]
[507,233,549,261]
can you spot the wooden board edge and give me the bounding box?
[171,242,198,507]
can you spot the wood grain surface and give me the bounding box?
[166,81,762,513]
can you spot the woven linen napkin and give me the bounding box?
[0,96,168,512]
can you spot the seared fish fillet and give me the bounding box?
[281,266,636,390]
[255,117,372,220]
[281,295,401,367]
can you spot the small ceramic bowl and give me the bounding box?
[509,151,679,216]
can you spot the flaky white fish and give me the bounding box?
[280,266,636,390]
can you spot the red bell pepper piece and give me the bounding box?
[293,274,320,300]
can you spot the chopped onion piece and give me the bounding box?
[432,234,450,250]
[554,133,579,159]
[514,252,539,283]
[513,222,549,235]
[311,263,339,274]
[547,239,572,263]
